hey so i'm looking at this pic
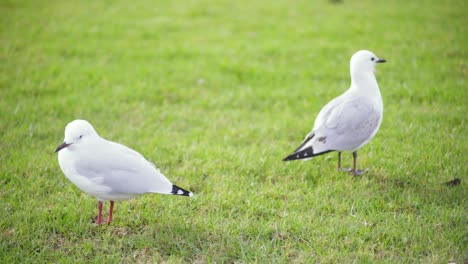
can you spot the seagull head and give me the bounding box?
[55,119,98,152]
[350,50,386,75]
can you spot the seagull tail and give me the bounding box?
[282,147,332,161]
[171,185,193,197]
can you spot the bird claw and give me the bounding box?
[339,168,368,176]
[350,169,368,176]
[92,216,102,225]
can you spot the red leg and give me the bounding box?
[97,201,103,224]
[107,201,114,225]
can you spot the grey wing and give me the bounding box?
[291,93,348,153]
[316,97,382,151]
[75,141,173,195]
[313,94,347,130]
[292,131,315,152]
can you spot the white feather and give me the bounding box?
[292,50,384,155]
[57,120,180,201]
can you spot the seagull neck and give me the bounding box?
[350,71,380,95]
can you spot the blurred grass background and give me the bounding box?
[0,0,466,262]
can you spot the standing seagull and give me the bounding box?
[55,120,193,224]
[283,50,386,176]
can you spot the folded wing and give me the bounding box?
[75,139,173,195]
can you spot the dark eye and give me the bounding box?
[79,135,83,139]
[371,57,375,61]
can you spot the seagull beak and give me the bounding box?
[376,58,386,63]
[55,142,72,152]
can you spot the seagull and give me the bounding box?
[55,119,193,224]
[282,50,386,176]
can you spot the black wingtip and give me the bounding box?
[171,185,193,197]
[283,147,333,161]
[282,154,298,161]
[283,147,314,161]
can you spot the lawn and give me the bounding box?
[0,0,466,262]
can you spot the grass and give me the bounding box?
[0,0,466,262]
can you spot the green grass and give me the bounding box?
[1,0,466,262]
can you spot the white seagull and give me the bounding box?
[55,119,193,224]
[283,50,386,175]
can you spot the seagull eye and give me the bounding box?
[371,57,375,61]
[79,135,83,139]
